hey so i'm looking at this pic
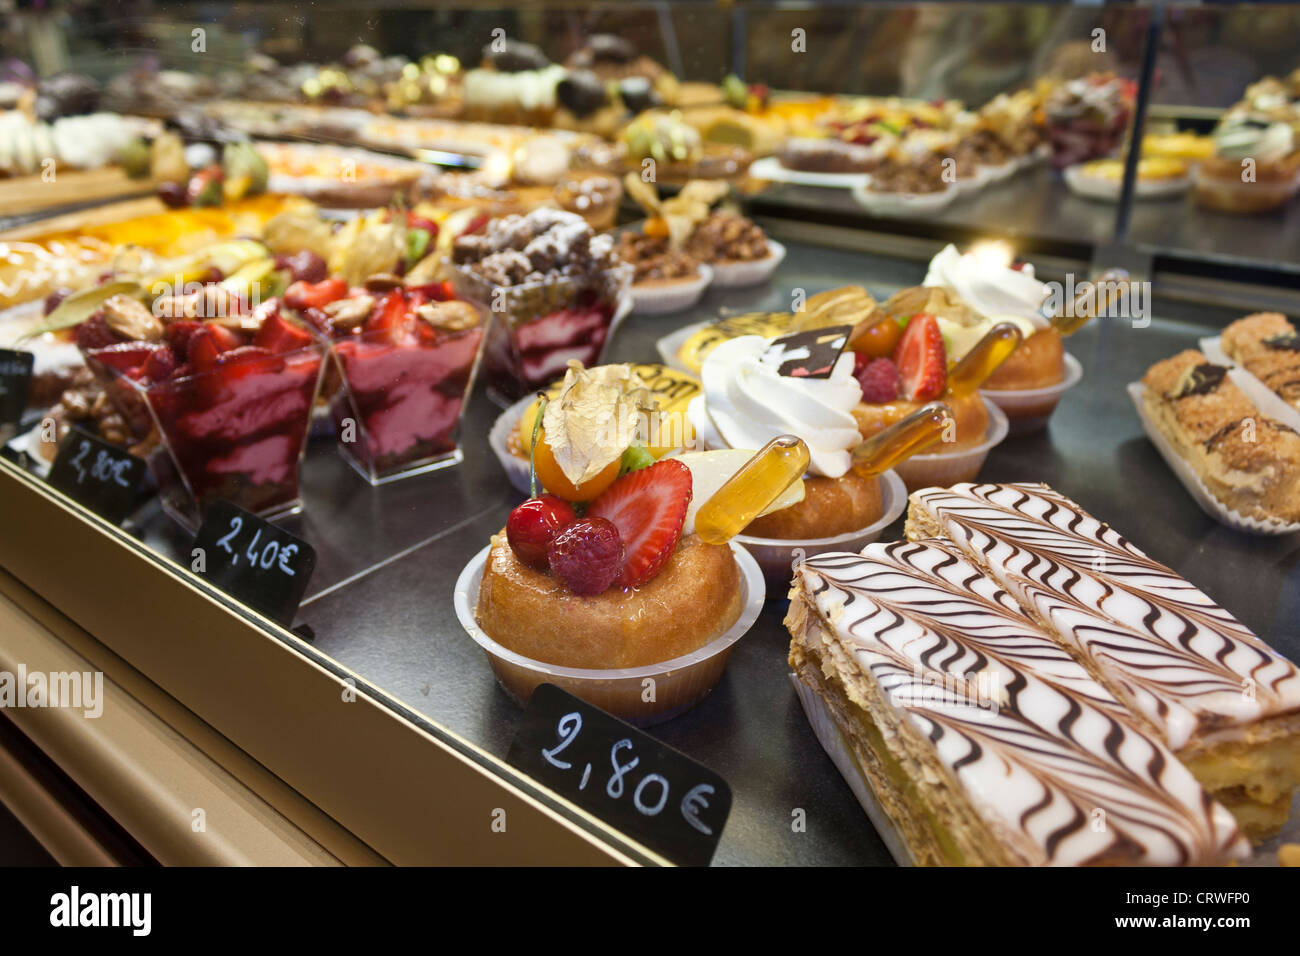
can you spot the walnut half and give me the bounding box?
[103,294,164,342]
[416,301,481,332]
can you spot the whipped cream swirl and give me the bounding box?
[924,243,1051,328]
[687,335,862,478]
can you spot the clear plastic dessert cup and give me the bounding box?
[102,340,326,530]
[454,542,765,727]
[327,304,489,484]
[448,260,632,405]
[735,469,907,597]
[891,398,1009,492]
[980,353,1083,436]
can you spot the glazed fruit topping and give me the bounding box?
[893,313,947,401]
[547,516,625,596]
[587,457,692,590]
[856,356,902,403]
[505,494,577,570]
[254,309,315,354]
[849,315,903,358]
[284,277,348,312]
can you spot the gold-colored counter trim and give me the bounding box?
[0,458,668,866]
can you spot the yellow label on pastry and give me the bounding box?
[678,313,801,373]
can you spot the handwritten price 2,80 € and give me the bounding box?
[541,711,717,835]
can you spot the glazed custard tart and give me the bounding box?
[786,539,1248,865]
[906,482,1300,841]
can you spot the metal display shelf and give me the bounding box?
[6,238,1296,865]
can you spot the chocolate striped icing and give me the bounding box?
[798,541,1248,865]
[908,482,1300,750]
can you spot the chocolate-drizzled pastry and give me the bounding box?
[906,481,1300,841]
[1141,348,1300,524]
[1222,312,1300,410]
[786,538,1248,865]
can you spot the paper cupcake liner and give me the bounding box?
[981,159,1018,183]
[454,542,765,727]
[851,181,958,215]
[707,240,787,289]
[629,265,713,316]
[1199,335,1300,435]
[981,353,1084,435]
[734,469,907,597]
[1128,382,1300,536]
[1063,164,1192,202]
[748,155,872,189]
[489,393,536,495]
[789,672,914,866]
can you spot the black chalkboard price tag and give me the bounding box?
[190,499,315,626]
[0,348,34,430]
[47,426,147,526]
[506,684,731,866]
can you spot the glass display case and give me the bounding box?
[1,1,1299,870]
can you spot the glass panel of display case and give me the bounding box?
[1,2,1299,871]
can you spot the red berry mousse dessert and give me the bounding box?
[290,278,486,482]
[449,208,630,402]
[476,363,748,670]
[74,291,324,525]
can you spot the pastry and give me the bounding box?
[616,231,703,287]
[847,311,999,454]
[461,41,566,127]
[775,138,880,174]
[674,285,878,374]
[906,481,1300,840]
[918,243,1062,390]
[687,331,879,540]
[787,538,1249,865]
[1141,349,1300,523]
[288,280,486,483]
[476,362,798,670]
[684,211,771,265]
[1142,131,1214,163]
[1043,73,1134,169]
[1221,312,1300,412]
[1194,115,1300,213]
[510,362,700,466]
[73,285,325,524]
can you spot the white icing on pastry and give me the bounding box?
[908,482,1300,750]
[687,334,863,478]
[797,540,1248,865]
